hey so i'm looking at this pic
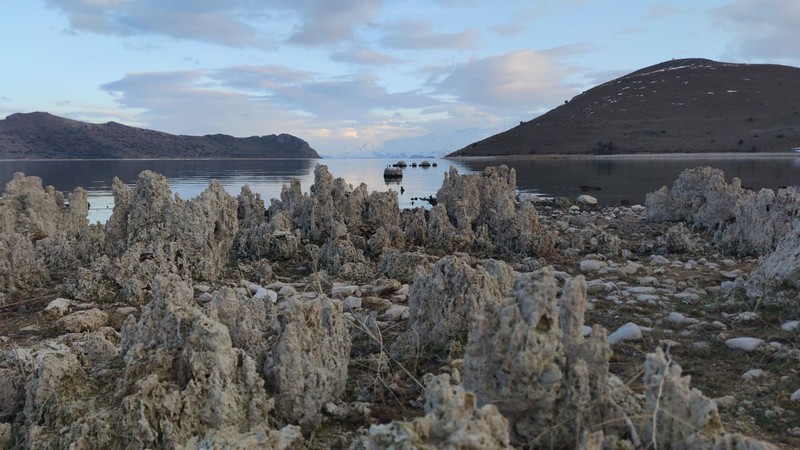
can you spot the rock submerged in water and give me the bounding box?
[0,164,794,449]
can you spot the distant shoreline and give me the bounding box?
[0,157,323,162]
[447,152,799,161]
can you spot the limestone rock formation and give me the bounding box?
[0,172,88,241]
[646,166,799,256]
[377,250,434,284]
[744,225,800,308]
[264,294,351,432]
[395,256,507,354]
[104,171,239,302]
[643,348,777,449]
[462,268,619,447]
[361,373,512,450]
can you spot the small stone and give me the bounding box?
[725,337,763,352]
[577,194,597,205]
[20,325,40,332]
[742,369,765,381]
[692,341,710,350]
[581,325,593,336]
[791,389,800,402]
[608,322,642,345]
[343,296,362,310]
[54,308,109,333]
[115,306,138,316]
[649,255,669,265]
[782,320,799,332]
[631,204,645,212]
[278,285,297,297]
[193,283,211,294]
[331,285,358,298]
[674,292,701,303]
[666,312,699,327]
[579,259,607,273]
[713,395,736,408]
[44,298,72,317]
[711,321,727,330]
[381,305,409,321]
[637,276,658,286]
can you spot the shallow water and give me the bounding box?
[1,156,798,223]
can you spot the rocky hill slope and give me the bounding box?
[449,58,800,156]
[0,112,321,159]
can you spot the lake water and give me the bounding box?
[1,156,798,223]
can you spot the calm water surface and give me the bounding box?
[1,156,798,223]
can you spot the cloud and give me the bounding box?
[44,0,270,47]
[644,4,682,20]
[381,20,480,50]
[709,0,800,62]
[489,6,548,37]
[330,44,402,65]
[99,66,446,153]
[287,0,382,46]
[431,50,580,110]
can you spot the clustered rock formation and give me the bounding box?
[0,164,796,449]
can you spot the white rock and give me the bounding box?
[791,389,800,402]
[636,294,661,303]
[579,259,607,273]
[711,321,727,330]
[115,306,138,316]
[252,287,268,299]
[381,305,409,321]
[343,296,362,310]
[782,320,799,332]
[608,322,642,345]
[725,337,763,352]
[581,325,592,337]
[331,285,358,298]
[44,298,72,317]
[713,395,736,408]
[629,286,657,294]
[649,255,669,265]
[631,204,645,212]
[637,276,658,286]
[674,292,701,304]
[666,312,700,326]
[742,369,765,381]
[278,285,297,296]
[577,194,597,205]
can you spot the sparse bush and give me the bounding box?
[591,140,619,155]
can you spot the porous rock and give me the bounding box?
[395,256,507,354]
[53,308,109,333]
[745,226,800,309]
[643,348,777,449]
[0,172,88,241]
[204,287,275,370]
[264,294,351,432]
[462,268,619,447]
[377,250,434,284]
[361,373,512,450]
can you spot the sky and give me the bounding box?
[1,0,799,157]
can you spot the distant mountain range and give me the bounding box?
[449,58,800,157]
[0,112,321,159]
[322,126,508,159]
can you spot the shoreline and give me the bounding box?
[447,151,800,160]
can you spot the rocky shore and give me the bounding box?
[0,164,798,449]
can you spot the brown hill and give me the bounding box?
[448,58,800,157]
[0,112,321,159]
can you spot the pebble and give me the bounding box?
[193,283,211,294]
[577,194,597,205]
[636,276,658,286]
[741,369,765,380]
[331,285,358,298]
[629,286,657,295]
[673,292,700,303]
[278,285,297,296]
[343,296,362,310]
[782,320,799,332]
[666,312,700,327]
[608,322,642,345]
[54,308,109,333]
[381,305,409,321]
[725,337,764,352]
[581,325,593,336]
[791,389,800,402]
[115,306,138,316]
[579,259,607,273]
[44,298,72,317]
[649,255,669,265]
[713,395,736,408]
[693,341,710,350]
